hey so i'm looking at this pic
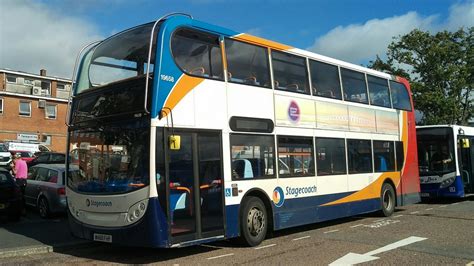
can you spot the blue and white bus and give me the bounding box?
[66,14,420,248]
[417,125,474,198]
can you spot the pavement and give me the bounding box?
[0,208,89,258]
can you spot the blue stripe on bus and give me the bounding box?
[225,204,240,238]
[420,175,465,198]
[272,192,381,230]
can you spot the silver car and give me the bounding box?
[25,164,77,218]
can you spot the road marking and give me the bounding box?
[255,244,276,250]
[207,253,234,260]
[292,236,310,241]
[374,218,385,222]
[364,220,399,228]
[425,208,433,211]
[393,214,403,218]
[329,236,427,265]
[410,211,420,214]
[350,224,364,228]
[439,205,448,208]
[451,202,460,205]
[466,261,474,266]
[324,229,339,234]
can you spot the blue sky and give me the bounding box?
[1,0,472,78]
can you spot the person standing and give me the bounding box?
[13,153,28,194]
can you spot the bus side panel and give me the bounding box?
[399,110,421,205]
[225,205,240,238]
[272,194,379,230]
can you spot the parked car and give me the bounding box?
[9,151,35,163]
[0,168,23,221]
[0,144,12,170]
[25,164,76,218]
[27,152,66,167]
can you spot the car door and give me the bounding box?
[25,167,39,206]
[29,167,49,205]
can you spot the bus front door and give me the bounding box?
[166,130,225,244]
[459,137,474,194]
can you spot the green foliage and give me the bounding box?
[368,28,473,125]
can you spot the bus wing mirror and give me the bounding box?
[169,135,181,150]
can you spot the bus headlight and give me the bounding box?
[127,199,148,223]
[440,176,455,188]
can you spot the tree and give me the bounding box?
[368,28,473,125]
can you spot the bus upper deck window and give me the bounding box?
[171,29,223,80]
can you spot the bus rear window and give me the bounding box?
[390,81,412,111]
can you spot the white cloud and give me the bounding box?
[307,1,474,64]
[0,0,103,78]
[444,1,474,30]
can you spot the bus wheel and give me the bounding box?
[240,196,267,247]
[380,183,395,217]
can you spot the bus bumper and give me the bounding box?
[420,175,464,198]
[68,197,169,248]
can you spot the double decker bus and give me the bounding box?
[417,125,474,198]
[66,13,420,248]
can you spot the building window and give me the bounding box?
[171,28,223,80]
[0,98,3,114]
[272,51,310,94]
[310,60,342,100]
[390,81,412,111]
[24,79,33,86]
[230,134,275,180]
[225,39,271,88]
[368,75,391,108]
[341,68,369,104]
[41,81,51,96]
[6,75,16,83]
[57,83,65,90]
[316,137,347,176]
[347,139,373,174]
[278,136,314,177]
[45,104,57,119]
[373,140,395,172]
[19,101,31,116]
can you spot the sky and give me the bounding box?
[0,0,472,79]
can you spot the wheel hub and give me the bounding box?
[247,207,265,236]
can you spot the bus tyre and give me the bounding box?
[380,183,395,217]
[240,196,267,247]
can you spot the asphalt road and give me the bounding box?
[2,197,474,265]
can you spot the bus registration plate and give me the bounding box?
[93,233,112,243]
[420,193,430,197]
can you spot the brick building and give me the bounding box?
[0,68,71,152]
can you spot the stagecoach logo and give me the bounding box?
[86,199,112,208]
[272,187,285,207]
[288,101,300,123]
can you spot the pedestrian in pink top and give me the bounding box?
[13,153,28,194]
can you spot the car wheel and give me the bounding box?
[38,197,50,219]
[240,196,267,247]
[380,183,395,217]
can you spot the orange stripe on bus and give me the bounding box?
[162,74,204,118]
[320,172,401,206]
[234,34,292,51]
[401,111,408,175]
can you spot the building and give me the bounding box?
[0,68,71,152]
